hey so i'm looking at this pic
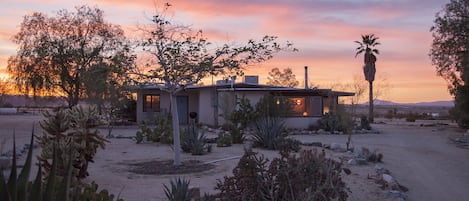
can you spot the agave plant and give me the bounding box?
[164,177,191,201]
[181,123,208,155]
[252,117,286,150]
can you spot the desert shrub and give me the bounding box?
[37,106,108,180]
[215,149,348,201]
[252,117,288,150]
[1,129,123,201]
[318,104,354,133]
[135,114,173,144]
[230,96,257,128]
[229,124,245,144]
[217,132,232,147]
[181,123,209,155]
[155,114,173,144]
[318,113,340,132]
[360,115,371,130]
[164,177,191,201]
[275,138,301,153]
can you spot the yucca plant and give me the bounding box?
[163,177,191,201]
[252,117,286,150]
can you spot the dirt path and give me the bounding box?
[292,122,469,201]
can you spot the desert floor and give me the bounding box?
[1,113,469,201]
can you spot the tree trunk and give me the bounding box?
[369,81,374,123]
[169,93,181,166]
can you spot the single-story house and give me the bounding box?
[133,76,354,129]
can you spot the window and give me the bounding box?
[288,97,306,116]
[143,94,160,112]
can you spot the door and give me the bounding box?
[177,96,189,125]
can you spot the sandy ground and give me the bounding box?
[1,113,469,201]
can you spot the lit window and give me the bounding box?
[143,94,160,112]
[289,97,306,116]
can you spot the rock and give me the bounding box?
[355,157,367,165]
[347,159,356,165]
[330,143,342,150]
[382,174,394,183]
[388,190,407,201]
[317,129,325,134]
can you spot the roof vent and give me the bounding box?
[243,75,259,85]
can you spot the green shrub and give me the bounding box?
[317,105,354,133]
[252,117,286,150]
[229,125,244,144]
[181,123,209,155]
[164,177,191,201]
[216,132,232,147]
[215,149,348,201]
[135,114,173,144]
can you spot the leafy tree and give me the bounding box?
[7,5,136,107]
[266,67,299,87]
[430,0,469,128]
[139,4,294,166]
[355,34,380,122]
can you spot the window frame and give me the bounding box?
[143,94,160,112]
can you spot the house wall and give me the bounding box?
[284,117,321,129]
[136,89,171,123]
[197,88,217,126]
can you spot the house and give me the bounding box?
[133,75,354,129]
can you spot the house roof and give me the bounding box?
[131,82,354,97]
[217,87,354,97]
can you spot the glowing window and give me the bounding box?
[143,94,160,112]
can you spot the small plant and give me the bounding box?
[216,132,232,147]
[360,115,371,130]
[135,114,173,144]
[155,114,173,144]
[164,177,191,201]
[181,123,209,155]
[252,117,285,150]
[229,125,244,144]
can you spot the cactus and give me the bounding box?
[0,127,123,201]
[37,106,108,180]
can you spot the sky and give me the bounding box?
[0,0,453,103]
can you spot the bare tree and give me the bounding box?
[138,4,294,166]
[266,67,299,87]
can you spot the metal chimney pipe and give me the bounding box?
[304,66,309,89]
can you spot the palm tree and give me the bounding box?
[355,34,380,123]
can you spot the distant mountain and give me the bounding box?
[412,100,454,107]
[362,99,454,107]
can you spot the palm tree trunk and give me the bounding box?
[369,81,374,123]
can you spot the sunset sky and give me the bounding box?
[0,0,452,103]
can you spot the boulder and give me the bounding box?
[382,174,394,183]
